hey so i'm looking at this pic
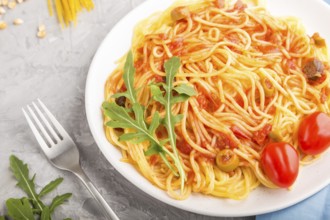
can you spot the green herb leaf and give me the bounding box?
[123,51,137,103]
[103,52,198,186]
[41,206,51,220]
[0,216,5,220]
[49,193,72,214]
[119,132,149,144]
[148,111,160,135]
[162,56,186,191]
[171,94,191,104]
[145,143,176,173]
[150,85,166,105]
[173,84,197,96]
[9,155,44,211]
[144,142,164,156]
[150,58,197,191]
[6,198,35,220]
[39,178,64,198]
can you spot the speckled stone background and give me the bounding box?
[0,0,256,219]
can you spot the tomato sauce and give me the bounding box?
[177,140,193,154]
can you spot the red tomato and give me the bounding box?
[298,112,330,155]
[177,140,193,154]
[261,142,299,188]
[231,125,250,140]
[253,124,272,145]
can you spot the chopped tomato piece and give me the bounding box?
[267,32,282,45]
[197,94,208,110]
[253,124,272,146]
[286,59,296,70]
[216,132,237,149]
[268,105,276,115]
[153,75,165,83]
[197,153,216,164]
[134,59,144,69]
[150,155,159,166]
[231,125,250,140]
[187,171,195,184]
[235,95,244,108]
[197,93,221,112]
[177,140,193,154]
[168,38,184,56]
[258,45,281,54]
[119,84,126,92]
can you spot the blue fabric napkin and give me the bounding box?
[256,1,330,219]
[256,186,330,220]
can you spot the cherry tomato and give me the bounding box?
[261,142,299,188]
[298,112,330,155]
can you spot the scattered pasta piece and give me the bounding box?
[37,24,46,38]
[47,0,95,27]
[13,18,23,25]
[0,20,7,30]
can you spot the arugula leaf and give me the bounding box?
[49,193,72,213]
[6,198,35,220]
[103,50,182,173]
[173,84,197,96]
[40,206,50,220]
[103,102,177,173]
[110,51,137,104]
[3,155,72,220]
[123,51,137,103]
[150,57,197,191]
[172,84,197,104]
[9,155,44,211]
[163,57,187,191]
[39,178,64,198]
[148,111,160,135]
[104,52,197,192]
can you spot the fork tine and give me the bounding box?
[32,101,60,143]
[22,108,51,155]
[37,99,71,139]
[27,105,55,146]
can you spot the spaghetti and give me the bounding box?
[103,0,330,200]
[47,0,94,27]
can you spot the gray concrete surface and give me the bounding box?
[0,0,255,219]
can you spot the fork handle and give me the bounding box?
[73,166,120,220]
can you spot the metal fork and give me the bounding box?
[22,99,119,220]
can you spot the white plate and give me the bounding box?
[85,0,330,217]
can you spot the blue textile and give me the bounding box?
[256,186,330,220]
